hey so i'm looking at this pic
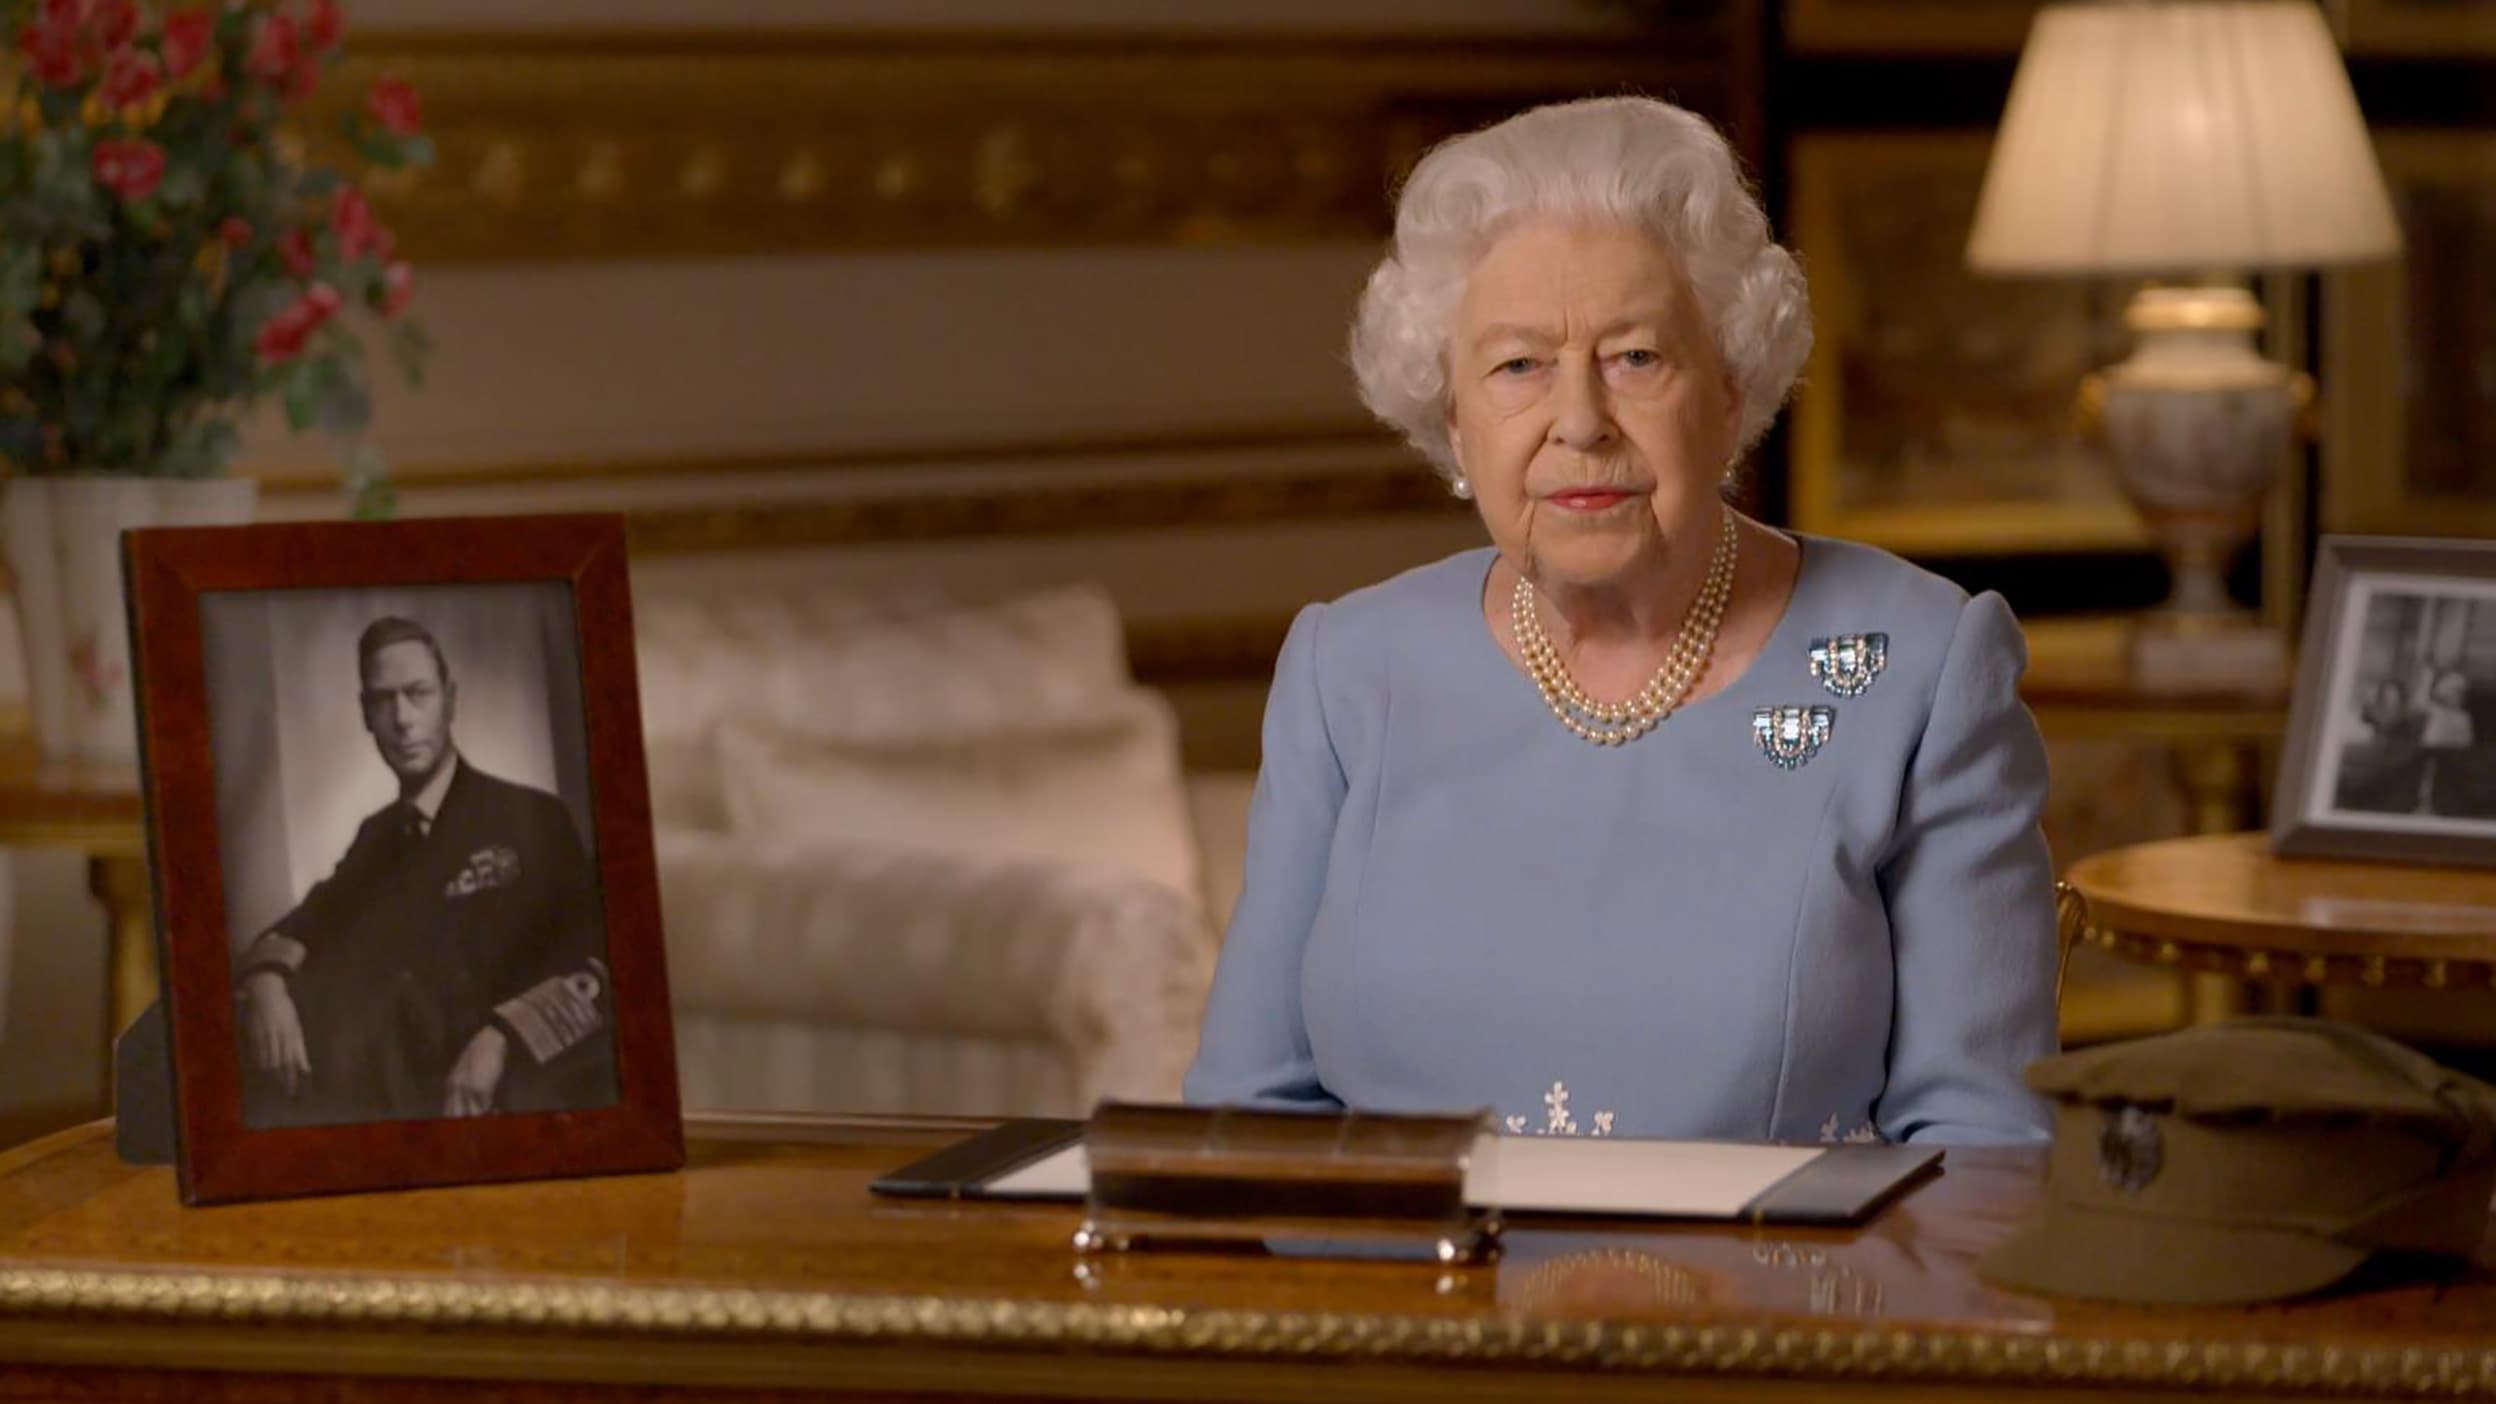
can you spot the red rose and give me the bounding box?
[218,216,253,248]
[160,10,214,80]
[366,77,422,138]
[306,0,342,51]
[244,13,295,87]
[376,261,413,317]
[90,0,138,48]
[91,138,166,202]
[330,185,391,262]
[98,46,163,109]
[38,0,83,29]
[18,22,84,88]
[276,228,317,278]
[253,283,341,365]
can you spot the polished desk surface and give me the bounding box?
[2066,833,2496,987]
[0,1116,2490,1401]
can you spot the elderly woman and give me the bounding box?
[1182,97,2057,1146]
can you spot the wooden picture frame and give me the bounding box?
[2322,131,2496,539]
[2273,535,2496,868]
[1786,132,2152,556]
[125,513,683,1204]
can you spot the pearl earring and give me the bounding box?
[1450,475,1474,501]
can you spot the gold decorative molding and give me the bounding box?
[0,1264,2493,1395]
[251,428,1469,558]
[619,462,1464,556]
[250,423,1399,496]
[317,31,1741,261]
[2072,918,2496,992]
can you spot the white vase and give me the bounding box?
[2,476,259,764]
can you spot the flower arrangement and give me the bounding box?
[0,0,432,516]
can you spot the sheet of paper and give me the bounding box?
[1466,1136,1820,1216]
[985,1143,1090,1198]
[981,1134,1823,1218]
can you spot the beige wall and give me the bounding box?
[0,1,1609,1136]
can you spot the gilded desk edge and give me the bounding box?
[0,1129,2486,1396]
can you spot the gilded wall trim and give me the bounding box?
[0,1264,2488,1397]
[619,461,1462,556]
[325,31,1740,261]
[255,433,1460,573]
[250,422,1397,495]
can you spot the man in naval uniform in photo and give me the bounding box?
[236,616,614,1128]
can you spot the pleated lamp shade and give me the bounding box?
[1968,0,2401,275]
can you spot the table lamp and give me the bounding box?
[1967,0,2400,687]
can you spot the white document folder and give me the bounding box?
[935,1125,1938,1224]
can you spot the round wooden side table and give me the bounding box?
[2060,832,2496,996]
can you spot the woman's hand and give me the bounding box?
[443,1026,509,1117]
[239,971,310,1094]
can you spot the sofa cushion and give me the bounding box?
[658,830,1211,1103]
[673,1012,1091,1117]
[713,689,1204,910]
[636,583,1136,830]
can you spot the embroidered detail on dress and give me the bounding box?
[1753,705,1835,769]
[1808,633,1888,698]
[1543,1081,1579,1135]
[1504,1081,1616,1137]
[1817,1113,1883,1145]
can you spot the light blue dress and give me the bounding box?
[1183,535,2057,1146]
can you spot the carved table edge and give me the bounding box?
[2059,892,2496,990]
[0,1266,2490,1396]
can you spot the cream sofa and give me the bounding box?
[636,582,1247,1118]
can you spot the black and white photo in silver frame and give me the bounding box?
[200,581,620,1129]
[2276,536,2496,868]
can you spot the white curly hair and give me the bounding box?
[1349,96,1813,486]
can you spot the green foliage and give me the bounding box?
[0,0,432,515]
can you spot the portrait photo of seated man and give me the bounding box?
[233,616,616,1129]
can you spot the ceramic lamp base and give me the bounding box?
[2094,282,2308,643]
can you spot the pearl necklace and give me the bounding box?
[1511,510,1739,747]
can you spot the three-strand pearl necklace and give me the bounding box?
[1510,509,1739,747]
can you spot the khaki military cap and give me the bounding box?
[1981,1017,2496,1305]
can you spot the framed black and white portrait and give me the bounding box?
[125,514,682,1204]
[2274,536,2496,869]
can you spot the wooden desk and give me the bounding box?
[0,1115,2490,1401]
[2063,832,2496,991]
[0,737,150,1041]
